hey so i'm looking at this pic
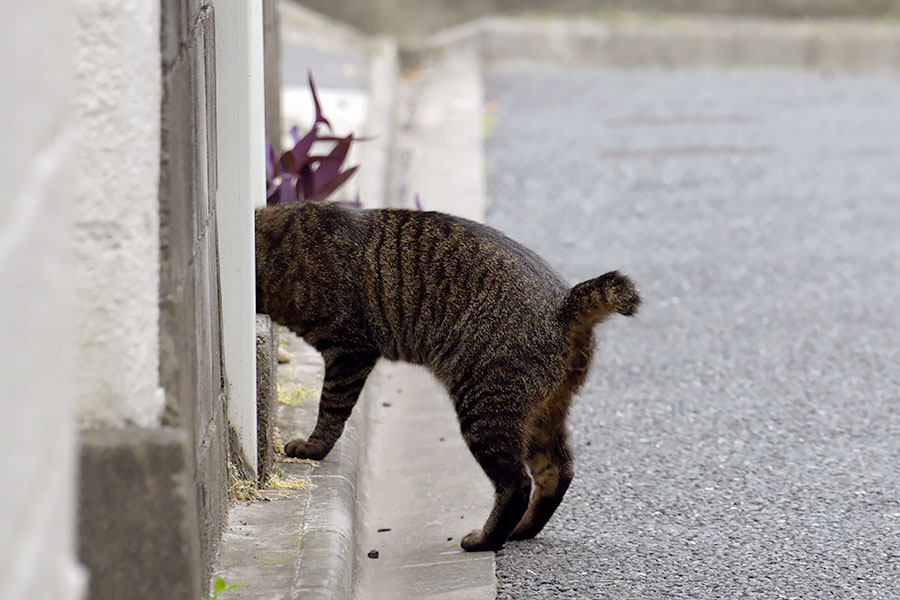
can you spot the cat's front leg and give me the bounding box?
[284,347,378,460]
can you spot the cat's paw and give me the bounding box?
[507,523,538,541]
[460,530,485,551]
[460,529,503,552]
[284,438,328,460]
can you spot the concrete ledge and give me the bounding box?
[78,427,201,600]
[406,14,900,74]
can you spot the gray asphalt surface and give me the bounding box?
[484,64,900,599]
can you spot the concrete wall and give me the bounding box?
[71,1,213,597]
[159,0,230,588]
[0,3,87,598]
[296,0,900,35]
[73,0,166,428]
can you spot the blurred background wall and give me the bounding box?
[295,0,900,35]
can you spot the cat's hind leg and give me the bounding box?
[455,393,532,552]
[509,355,584,541]
[284,348,378,460]
[508,422,574,541]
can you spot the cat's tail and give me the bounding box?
[559,271,641,337]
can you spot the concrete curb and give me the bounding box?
[291,37,399,600]
[294,417,363,599]
[404,14,900,74]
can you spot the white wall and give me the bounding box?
[216,0,266,472]
[0,2,87,598]
[72,0,165,428]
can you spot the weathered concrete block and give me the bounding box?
[256,314,278,486]
[78,428,201,600]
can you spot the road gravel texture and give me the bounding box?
[484,64,900,599]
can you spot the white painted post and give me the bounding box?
[216,0,266,473]
[0,2,86,598]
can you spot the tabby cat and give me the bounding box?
[255,201,640,551]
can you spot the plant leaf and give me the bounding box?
[265,142,277,180]
[287,127,318,173]
[308,71,332,131]
[299,163,315,201]
[278,149,298,175]
[277,177,296,204]
[309,166,359,202]
[215,578,226,594]
[310,135,353,194]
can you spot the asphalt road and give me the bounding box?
[484,64,900,599]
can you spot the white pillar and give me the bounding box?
[216,0,266,473]
[0,2,86,598]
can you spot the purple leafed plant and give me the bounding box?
[265,72,362,207]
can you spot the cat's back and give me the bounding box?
[359,208,569,366]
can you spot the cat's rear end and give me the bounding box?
[255,201,640,551]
